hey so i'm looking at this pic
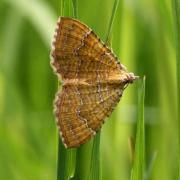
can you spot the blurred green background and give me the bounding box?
[0,0,178,179]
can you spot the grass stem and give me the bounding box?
[72,0,78,18]
[131,77,145,180]
[88,132,101,180]
[172,0,180,177]
[105,0,120,43]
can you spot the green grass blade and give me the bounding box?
[72,0,78,19]
[88,132,101,180]
[172,0,180,177]
[144,151,157,180]
[73,143,92,180]
[60,0,63,16]
[105,0,120,43]
[63,0,73,17]
[131,77,145,180]
[57,137,76,180]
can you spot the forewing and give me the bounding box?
[54,83,124,148]
[50,17,121,80]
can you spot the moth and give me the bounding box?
[50,17,138,148]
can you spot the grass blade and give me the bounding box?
[88,132,101,180]
[72,0,78,19]
[57,137,76,180]
[172,0,180,177]
[105,0,120,43]
[63,0,73,17]
[131,77,145,180]
[144,151,157,180]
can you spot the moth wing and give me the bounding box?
[54,83,123,148]
[50,17,122,80]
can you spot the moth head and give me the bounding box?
[120,68,139,85]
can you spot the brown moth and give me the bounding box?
[50,17,138,148]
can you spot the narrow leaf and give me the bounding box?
[72,0,78,19]
[172,0,180,177]
[57,137,76,180]
[105,0,120,43]
[88,132,101,180]
[131,77,145,180]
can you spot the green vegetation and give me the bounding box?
[0,0,178,179]
[131,77,145,180]
[172,0,180,177]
